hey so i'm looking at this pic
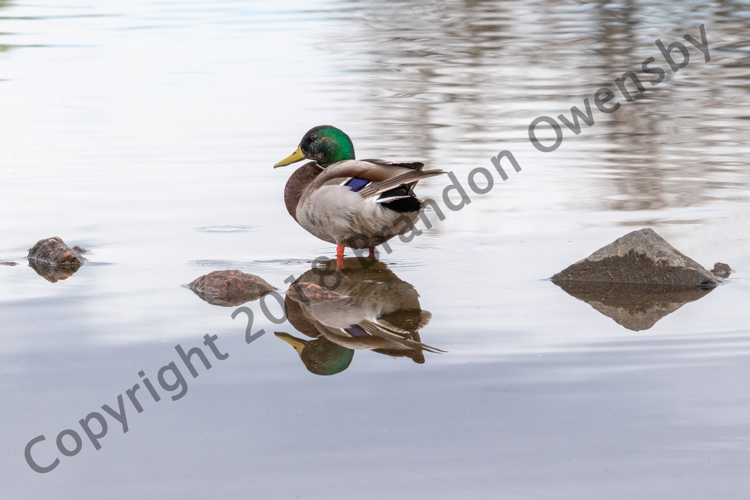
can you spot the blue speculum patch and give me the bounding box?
[345,325,369,337]
[345,178,369,192]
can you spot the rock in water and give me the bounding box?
[711,262,732,278]
[27,237,85,282]
[28,237,85,266]
[552,228,717,287]
[188,270,275,307]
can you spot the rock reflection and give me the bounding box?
[553,280,714,331]
[276,257,442,375]
[28,259,82,283]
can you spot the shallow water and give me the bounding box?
[2,0,750,498]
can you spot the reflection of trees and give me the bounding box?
[318,0,750,212]
[1,0,19,54]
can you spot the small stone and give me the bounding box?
[188,270,275,307]
[1,262,18,266]
[28,237,85,266]
[711,262,732,278]
[552,228,717,287]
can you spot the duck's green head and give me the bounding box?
[274,125,355,168]
[275,332,354,376]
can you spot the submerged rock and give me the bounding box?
[552,228,717,287]
[554,281,713,331]
[711,262,732,278]
[1,262,18,266]
[188,270,275,307]
[27,237,85,282]
[28,237,85,266]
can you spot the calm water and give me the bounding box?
[2,0,750,498]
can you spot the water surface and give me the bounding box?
[2,1,750,498]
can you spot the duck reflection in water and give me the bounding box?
[276,257,443,376]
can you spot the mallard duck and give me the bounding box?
[274,125,444,264]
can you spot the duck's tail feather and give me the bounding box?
[358,319,446,354]
[376,186,423,213]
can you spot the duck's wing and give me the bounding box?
[360,159,425,171]
[311,159,445,200]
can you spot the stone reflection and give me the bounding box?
[553,281,714,331]
[276,257,441,376]
[28,259,82,283]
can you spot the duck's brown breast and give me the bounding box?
[284,162,322,221]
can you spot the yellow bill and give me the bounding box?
[275,332,306,354]
[274,146,305,168]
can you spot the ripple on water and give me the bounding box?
[188,258,318,269]
[193,225,258,233]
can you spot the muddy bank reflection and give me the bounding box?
[276,258,441,375]
[554,280,715,331]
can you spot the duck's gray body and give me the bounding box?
[284,159,444,249]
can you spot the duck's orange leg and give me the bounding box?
[336,245,345,268]
[369,247,375,259]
